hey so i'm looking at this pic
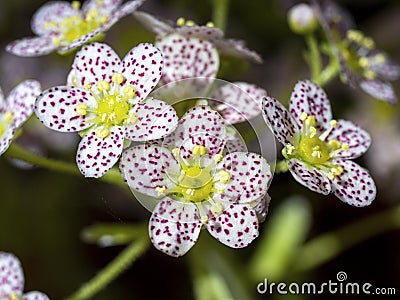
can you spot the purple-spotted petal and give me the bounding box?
[108,0,146,26]
[262,96,299,145]
[71,42,121,88]
[0,252,24,296]
[214,38,263,64]
[251,194,270,223]
[0,125,15,155]
[120,144,180,198]
[174,106,226,158]
[6,36,58,57]
[216,152,270,203]
[76,126,124,178]
[122,43,163,101]
[206,203,259,248]
[59,28,104,53]
[289,80,332,131]
[156,33,219,84]
[225,130,247,153]
[359,79,397,104]
[149,198,201,257]
[288,159,331,195]
[175,25,224,41]
[332,160,376,207]
[31,1,79,35]
[35,86,96,133]
[7,80,41,128]
[82,0,122,17]
[125,98,178,141]
[210,82,266,124]
[329,119,371,159]
[23,291,50,300]
[133,11,173,36]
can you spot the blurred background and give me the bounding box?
[0,0,399,299]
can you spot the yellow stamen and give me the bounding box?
[95,126,110,138]
[210,202,224,215]
[362,37,375,49]
[363,70,376,79]
[201,215,209,224]
[156,186,167,195]
[192,145,206,156]
[358,57,369,68]
[309,126,317,138]
[213,153,223,162]
[185,20,195,26]
[300,112,308,121]
[97,80,110,92]
[123,86,136,98]
[112,73,124,84]
[76,103,88,116]
[206,21,214,27]
[217,170,230,184]
[286,144,295,155]
[341,143,349,151]
[52,36,61,46]
[126,112,138,125]
[374,53,386,64]
[4,111,14,123]
[329,120,338,128]
[328,139,341,150]
[176,17,185,26]
[72,1,81,10]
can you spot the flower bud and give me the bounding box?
[287,3,318,35]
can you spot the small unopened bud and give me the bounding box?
[287,3,318,35]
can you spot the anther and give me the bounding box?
[95,126,110,138]
[76,103,88,116]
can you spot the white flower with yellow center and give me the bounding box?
[120,106,271,257]
[6,0,146,57]
[35,42,178,178]
[0,252,49,300]
[0,80,41,156]
[263,80,376,206]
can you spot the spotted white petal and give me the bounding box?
[82,0,122,18]
[156,33,219,84]
[122,43,163,101]
[206,203,259,248]
[331,160,376,207]
[133,11,173,36]
[262,96,299,145]
[31,1,79,36]
[71,42,122,88]
[23,291,50,300]
[7,80,41,128]
[329,119,371,159]
[0,125,15,156]
[214,38,263,63]
[175,25,224,42]
[225,130,247,153]
[174,106,226,158]
[6,36,58,57]
[288,159,331,195]
[120,144,180,198]
[35,86,96,133]
[59,27,105,53]
[210,82,266,124]
[0,252,24,296]
[251,194,270,223]
[149,198,201,257]
[125,98,178,141]
[289,80,332,131]
[216,152,270,203]
[107,0,147,27]
[76,126,124,178]
[359,79,397,104]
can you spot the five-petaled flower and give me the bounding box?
[120,105,271,257]
[0,80,41,156]
[312,0,400,103]
[35,42,178,178]
[6,0,146,57]
[0,251,49,300]
[263,80,376,206]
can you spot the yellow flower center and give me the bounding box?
[156,146,230,203]
[46,1,108,46]
[76,73,138,138]
[282,113,348,179]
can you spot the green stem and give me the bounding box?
[4,143,126,188]
[295,205,400,272]
[305,34,322,84]
[318,58,339,87]
[65,237,150,300]
[212,0,229,31]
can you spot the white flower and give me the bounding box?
[120,106,271,257]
